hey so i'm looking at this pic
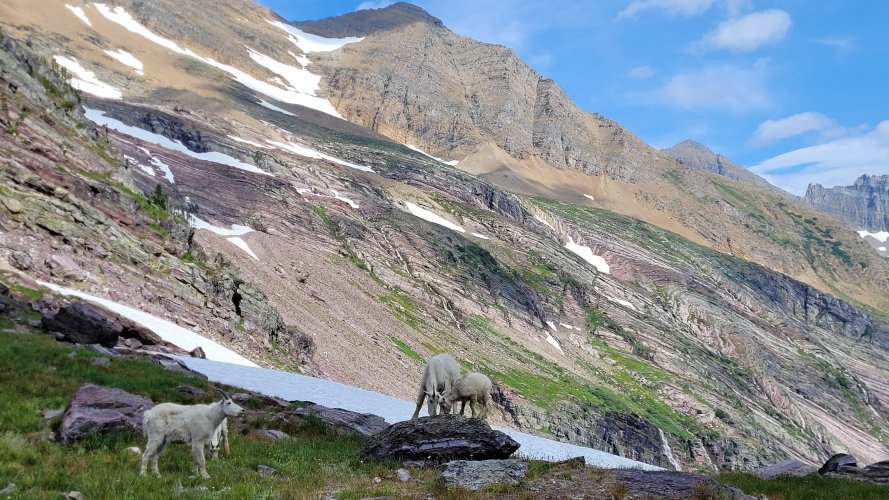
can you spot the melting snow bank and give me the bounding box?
[84,108,271,176]
[405,144,460,166]
[37,282,257,367]
[565,236,610,274]
[104,48,143,75]
[93,3,344,118]
[189,216,259,260]
[258,99,296,117]
[534,215,555,231]
[607,296,636,311]
[267,21,364,54]
[544,330,564,354]
[175,357,660,469]
[53,55,122,99]
[65,4,92,26]
[405,202,465,233]
[267,140,373,172]
[858,230,889,243]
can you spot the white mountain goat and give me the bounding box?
[411,353,461,420]
[438,372,492,420]
[207,417,229,459]
[140,388,244,479]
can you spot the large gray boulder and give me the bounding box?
[293,403,389,436]
[441,459,528,491]
[43,301,122,347]
[818,453,858,475]
[862,460,889,483]
[753,459,818,478]
[59,384,154,443]
[360,415,519,465]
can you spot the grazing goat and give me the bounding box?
[207,417,229,459]
[411,353,461,420]
[140,388,243,479]
[438,372,492,420]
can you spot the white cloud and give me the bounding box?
[627,65,655,79]
[749,121,889,195]
[659,61,769,111]
[813,36,855,52]
[751,112,835,145]
[356,1,394,10]
[694,10,791,52]
[618,0,717,19]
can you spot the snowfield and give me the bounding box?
[37,282,257,367]
[268,20,363,54]
[405,202,465,233]
[267,140,373,172]
[53,55,122,99]
[176,357,660,470]
[405,144,460,166]
[565,236,610,274]
[858,229,889,243]
[65,4,92,26]
[189,216,259,260]
[104,48,143,75]
[84,108,271,176]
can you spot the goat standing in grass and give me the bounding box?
[140,388,244,479]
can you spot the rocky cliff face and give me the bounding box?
[805,175,889,232]
[2,0,889,473]
[662,140,773,189]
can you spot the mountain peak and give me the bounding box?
[668,139,715,155]
[292,2,443,38]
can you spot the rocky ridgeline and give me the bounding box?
[805,174,889,232]
[661,139,773,189]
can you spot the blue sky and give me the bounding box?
[260,0,889,195]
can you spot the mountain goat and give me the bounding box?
[411,353,461,420]
[438,372,492,420]
[140,388,244,479]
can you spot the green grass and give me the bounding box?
[389,336,424,363]
[717,472,889,500]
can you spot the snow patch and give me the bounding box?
[65,4,91,26]
[879,246,887,252]
[104,48,143,75]
[248,47,320,96]
[405,144,460,166]
[583,194,595,201]
[560,323,579,330]
[84,108,271,176]
[534,215,555,231]
[126,155,154,176]
[151,156,175,183]
[189,215,253,236]
[227,236,259,260]
[93,4,343,118]
[565,236,610,274]
[546,321,558,332]
[330,189,359,209]
[267,140,373,172]
[268,21,364,53]
[296,188,311,194]
[607,296,636,311]
[228,136,271,149]
[857,230,889,243]
[291,51,311,68]
[404,202,465,233]
[258,99,296,117]
[53,55,122,99]
[38,281,257,367]
[471,232,490,240]
[544,330,564,354]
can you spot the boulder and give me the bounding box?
[862,460,889,483]
[818,453,858,475]
[43,301,122,347]
[293,404,389,436]
[360,415,520,465]
[753,459,817,478]
[58,384,154,443]
[250,429,289,441]
[174,385,205,400]
[441,459,528,491]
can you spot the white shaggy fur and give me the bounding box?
[140,391,243,478]
[411,353,461,420]
[439,372,492,420]
[207,417,229,459]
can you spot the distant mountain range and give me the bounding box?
[805,175,889,232]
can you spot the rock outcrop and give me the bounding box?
[58,384,154,443]
[441,459,528,491]
[662,140,773,189]
[293,404,389,436]
[805,175,889,232]
[360,415,519,465]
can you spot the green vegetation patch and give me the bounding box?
[717,472,889,500]
[389,336,424,363]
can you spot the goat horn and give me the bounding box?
[213,387,230,400]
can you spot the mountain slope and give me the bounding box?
[300,5,889,314]
[2,0,889,472]
[661,139,774,189]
